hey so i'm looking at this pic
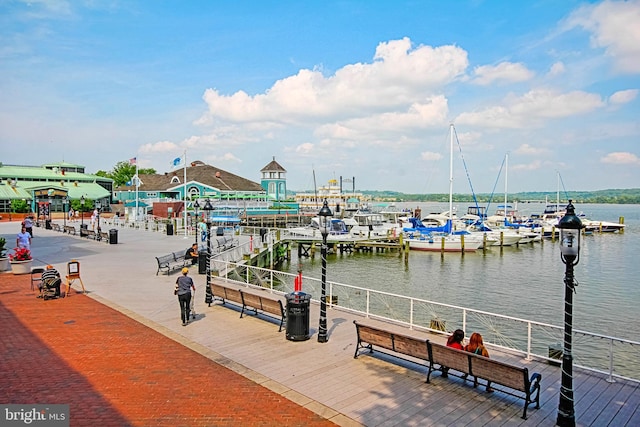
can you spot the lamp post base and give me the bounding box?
[556,412,575,427]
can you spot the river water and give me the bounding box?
[278,202,640,344]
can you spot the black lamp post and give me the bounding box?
[203,198,214,306]
[95,201,101,239]
[317,198,333,343]
[80,196,85,230]
[63,196,68,228]
[556,200,584,427]
[194,199,201,246]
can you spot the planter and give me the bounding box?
[0,257,9,272]
[10,259,33,275]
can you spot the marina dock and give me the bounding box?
[1,221,638,426]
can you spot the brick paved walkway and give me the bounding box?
[0,273,335,426]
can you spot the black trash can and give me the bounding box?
[109,228,118,244]
[285,292,311,341]
[198,250,208,275]
[45,219,52,229]
[166,222,174,235]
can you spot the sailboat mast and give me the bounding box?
[556,171,560,213]
[449,124,454,221]
[504,153,508,221]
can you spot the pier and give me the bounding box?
[4,220,638,426]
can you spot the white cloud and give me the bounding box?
[139,140,179,153]
[456,89,605,128]
[566,0,640,73]
[472,62,535,86]
[420,151,443,161]
[510,160,547,171]
[601,152,640,165]
[548,61,566,76]
[198,38,467,126]
[515,144,550,156]
[609,89,638,104]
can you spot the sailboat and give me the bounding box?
[405,124,485,252]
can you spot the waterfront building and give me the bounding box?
[113,160,267,219]
[0,162,112,213]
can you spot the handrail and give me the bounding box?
[216,260,640,383]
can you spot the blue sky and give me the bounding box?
[1,0,638,194]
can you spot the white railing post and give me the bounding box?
[607,339,616,383]
[527,322,532,360]
[462,309,467,333]
[409,299,414,330]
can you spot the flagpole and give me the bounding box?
[183,149,187,238]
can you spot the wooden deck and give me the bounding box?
[168,280,640,426]
[20,222,637,426]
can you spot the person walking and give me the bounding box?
[16,225,31,250]
[175,267,195,326]
[23,215,34,237]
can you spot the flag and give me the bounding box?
[171,155,185,168]
[129,157,137,165]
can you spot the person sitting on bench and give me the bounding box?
[41,265,62,299]
[185,243,199,265]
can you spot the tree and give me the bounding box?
[100,161,156,187]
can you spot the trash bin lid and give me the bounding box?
[286,291,311,302]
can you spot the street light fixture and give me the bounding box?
[317,198,333,343]
[202,198,214,306]
[194,199,201,246]
[556,199,584,427]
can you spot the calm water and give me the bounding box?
[279,202,640,342]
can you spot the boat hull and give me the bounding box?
[407,236,482,252]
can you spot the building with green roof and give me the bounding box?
[0,162,112,214]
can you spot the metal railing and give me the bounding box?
[214,260,640,383]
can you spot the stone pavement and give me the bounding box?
[0,221,340,426]
[0,273,335,426]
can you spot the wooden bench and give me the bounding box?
[353,320,430,370]
[81,229,96,239]
[426,341,542,419]
[211,282,285,331]
[51,223,62,232]
[98,231,109,243]
[155,252,187,276]
[239,290,286,332]
[352,321,541,420]
[63,225,77,235]
[211,282,244,307]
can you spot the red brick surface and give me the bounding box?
[0,274,335,426]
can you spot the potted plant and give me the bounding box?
[9,247,33,275]
[0,237,8,271]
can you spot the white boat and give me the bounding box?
[349,204,406,238]
[580,219,626,233]
[406,232,485,252]
[284,217,362,241]
[405,124,482,253]
[465,223,523,246]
